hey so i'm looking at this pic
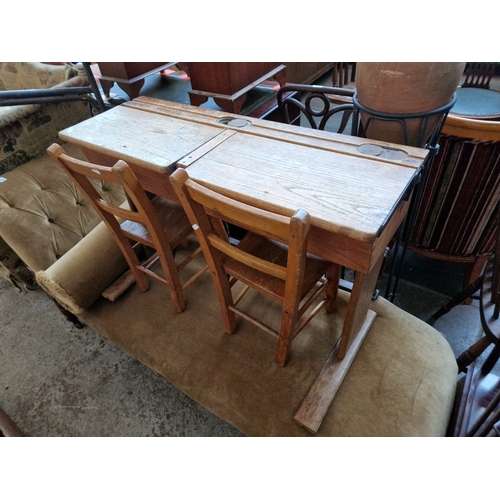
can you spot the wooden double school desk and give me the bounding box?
[60,97,428,433]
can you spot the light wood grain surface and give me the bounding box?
[59,104,227,174]
[183,131,417,242]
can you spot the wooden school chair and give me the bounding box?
[170,168,340,367]
[47,144,206,313]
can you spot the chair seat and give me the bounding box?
[223,232,331,303]
[120,196,193,248]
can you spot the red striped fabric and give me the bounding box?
[409,134,500,258]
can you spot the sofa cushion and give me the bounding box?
[33,231,458,435]
[77,250,459,437]
[0,142,126,272]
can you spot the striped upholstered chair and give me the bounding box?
[406,114,500,289]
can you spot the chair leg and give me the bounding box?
[0,407,25,437]
[157,250,186,313]
[210,263,237,333]
[463,257,488,305]
[456,336,492,373]
[276,291,303,367]
[325,264,341,313]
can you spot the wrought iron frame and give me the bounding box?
[0,62,106,114]
[351,93,458,302]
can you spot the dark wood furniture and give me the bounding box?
[171,168,339,367]
[283,62,335,85]
[96,62,177,100]
[405,115,500,293]
[332,62,356,88]
[47,143,207,313]
[462,62,497,89]
[182,62,286,114]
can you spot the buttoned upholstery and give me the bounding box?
[0,62,118,290]
[0,142,126,273]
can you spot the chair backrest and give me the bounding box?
[47,144,170,263]
[170,167,310,294]
[277,84,355,133]
[462,62,496,89]
[408,115,500,260]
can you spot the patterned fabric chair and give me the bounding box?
[406,114,500,289]
[0,62,93,174]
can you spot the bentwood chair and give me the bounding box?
[170,168,340,367]
[405,115,500,293]
[47,144,207,313]
[277,85,355,134]
[461,63,497,89]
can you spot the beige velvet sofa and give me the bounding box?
[35,210,460,437]
[0,62,125,293]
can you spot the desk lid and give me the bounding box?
[183,131,419,242]
[59,102,229,174]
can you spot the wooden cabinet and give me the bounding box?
[96,62,177,100]
[181,62,286,114]
[283,62,335,85]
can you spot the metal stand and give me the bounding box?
[351,93,457,302]
[0,62,106,114]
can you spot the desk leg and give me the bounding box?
[338,254,384,359]
[294,254,383,434]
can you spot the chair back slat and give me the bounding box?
[185,174,293,243]
[207,233,288,280]
[462,63,496,89]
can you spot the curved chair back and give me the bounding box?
[277,84,354,134]
[462,63,496,89]
[407,115,500,288]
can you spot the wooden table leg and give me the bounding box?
[214,95,247,114]
[116,80,145,100]
[294,254,384,434]
[338,254,384,359]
